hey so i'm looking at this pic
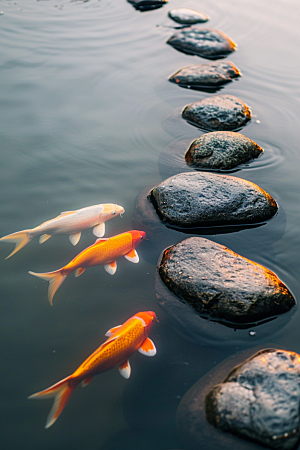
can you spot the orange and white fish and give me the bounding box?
[0,203,125,259]
[28,311,157,428]
[29,230,146,305]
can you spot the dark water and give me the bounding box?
[1,0,300,448]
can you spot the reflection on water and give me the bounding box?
[1,0,300,449]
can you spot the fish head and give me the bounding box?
[135,311,157,334]
[100,204,125,222]
[129,230,146,248]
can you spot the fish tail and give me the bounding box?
[28,376,75,428]
[28,269,67,305]
[0,229,32,259]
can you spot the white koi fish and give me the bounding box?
[0,203,125,259]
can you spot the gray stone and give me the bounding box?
[128,0,167,11]
[168,61,241,89]
[182,95,251,131]
[166,28,237,59]
[149,172,278,228]
[185,131,263,170]
[206,349,300,449]
[168,8,210,24]
[158,237,295,324]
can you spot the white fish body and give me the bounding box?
[0,203,125,258]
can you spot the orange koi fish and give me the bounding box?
[29,311,157,428]
[0,203,125,259]
[29,230,146,305]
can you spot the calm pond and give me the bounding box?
[1,0,300,449]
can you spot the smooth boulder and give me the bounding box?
[158,237,295,324]
[185,131,263,170]
[167,28,236,59]
[206,349,300,449]
[168,61,241,90]
[128,0,167,11]
[182,94,251,131]
[149,172,277,228]
[168,8,210,24]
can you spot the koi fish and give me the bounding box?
[0,203,125,259]
[28,311,157,428]
[29,230,146,305]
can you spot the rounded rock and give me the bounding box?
[206,349,300,449]
[166,28,237,59]
[182,94,251,131]
[149,172,277,228]
[127,0,167,11]
[158,237,295,324]
[185,131,263,170]
[168,8,210,24]
[177,349,300,450]
[168,61,241,90]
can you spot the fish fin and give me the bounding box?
[138,338,157,357]
[59,211,76,216]
[74,267,86,277]
[104,261,117,275]
[39,234,52,244]
[95,238,109,243]
[28,269,67,305]
[105,325,122,337]
[69,232,81,246]
[119,360,131,379]
[124,249,139,264]
[28,376,74,429]
[0,229,32,259]
[100,336,118,350]
[81,376,93,388]
[93,223,105,238]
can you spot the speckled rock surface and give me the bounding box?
[182,95,251,131]
[185,131,263,170]
[168,8,210,24]
[206,349,300,449]
[167,28,236,59]
[149,172,277,228]
[128,0,167,11]
[168,61,240,89]
[158,238,295,324]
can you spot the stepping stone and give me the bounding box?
[185,131,263,170]
[167,28,237,59]
[158,237,295,324]
[149,172,277,228]
[168,61,241,90]
[182,95,251,131]
[128,0,167,11]
[177,349,300,450]
[168,8,210,24]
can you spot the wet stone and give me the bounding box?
[168,61,241,90]
[158,237,295,324]
[168,8,210,25]
[128,0,167,11]
[167,28,236,59]
[206,349,300,449]
[182,94,251,131]
[149,172,278,228]
[185,131,263,170]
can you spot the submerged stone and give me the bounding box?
[149,172,277,228]
[182,95,251,131]
[168,61,241,90]
[158,237,295,324]
[128,0,167,11]
[206,349,300,449]
[167,28,237,59]
[185,131,263,170]
[168,8,210,24]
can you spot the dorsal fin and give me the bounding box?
[59,211,76,217]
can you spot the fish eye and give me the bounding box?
[112,211,116,215]
[140,236,143,240]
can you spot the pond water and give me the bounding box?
[1,0,300,449]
